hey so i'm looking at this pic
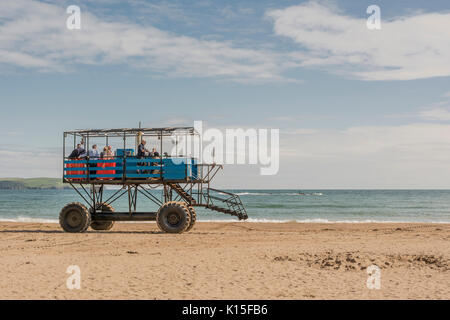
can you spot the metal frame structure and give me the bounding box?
[62,127,247,228]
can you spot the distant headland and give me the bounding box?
[0,178,69,190]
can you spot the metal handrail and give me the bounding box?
[206,187,247,219]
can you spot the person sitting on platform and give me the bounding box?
[98,146,115,180]
[88,145,100,158]
[69,144,85,159]
[150,148,161,176]
[100,146,108,159]
[88,145,99,177]
[151,147,160,158]
[138,140,150,174]
[138,140,149,157]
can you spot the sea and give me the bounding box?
[0,189,449,223]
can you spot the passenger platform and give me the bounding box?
[64,156,198,183]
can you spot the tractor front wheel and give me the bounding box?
[59,202,91,233]
[156,202,191,233]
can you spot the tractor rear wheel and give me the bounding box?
[185,206,196,232]
[90,203,115,231]
[156,202,191,233]
[59,202,91,233]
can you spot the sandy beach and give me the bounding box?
[0,221,448,300]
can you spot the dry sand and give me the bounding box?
[0,221,448,299]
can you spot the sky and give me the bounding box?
[0,0,450,189]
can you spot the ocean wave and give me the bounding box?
[235,192,271,196]
[0,217,59,223]
[232,192,324,196]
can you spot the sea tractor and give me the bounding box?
[61,127,247,233]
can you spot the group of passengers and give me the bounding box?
[68,141,163,178]
[88,145,114,159]
[137,139,160,175]
[68,144,114,159]
[69,141,160,160]
[137,139,159,158]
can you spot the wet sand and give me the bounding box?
[0,222,448,299]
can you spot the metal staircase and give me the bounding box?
[168,182,197,204]
[204,188,248,220]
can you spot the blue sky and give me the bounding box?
[0,0,450,188]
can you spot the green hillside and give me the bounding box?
[0,178,66,190]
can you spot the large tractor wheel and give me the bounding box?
[59,202,91,233]
[163,201,196,232]
[185,206,196,232]
[156,202,191,233]
[90,203,115,231]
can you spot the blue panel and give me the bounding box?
[115,159,124,174]
[91,167,123,171]
[64,168,88,172]
[125,166,160,171]
[116,149,134,157]
[65,159,118,164]
[64,160,87,164]
[89,174,123,178]
[191,158,198,179]
[64,157,200,181]
[164,159,185,179]
[125,158,161,163]
[64,167,124,171]
[126,174,160,178]
[163,161,187,179]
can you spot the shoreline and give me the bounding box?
[0,221,448,299]
[1,219,450,224]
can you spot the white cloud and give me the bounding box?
[387,97,450,121]
[267,2,450,81]
[0,0,291,83]
[2,1,449,83]
[416,97,450,121]
[418,107,450,121]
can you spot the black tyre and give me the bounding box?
[59,202,91,233]
[90,203,115,231]
[185,206,196,232]
[165,201,196,232]
[156,202,191,233]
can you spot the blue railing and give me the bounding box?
[64,157,197,181]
